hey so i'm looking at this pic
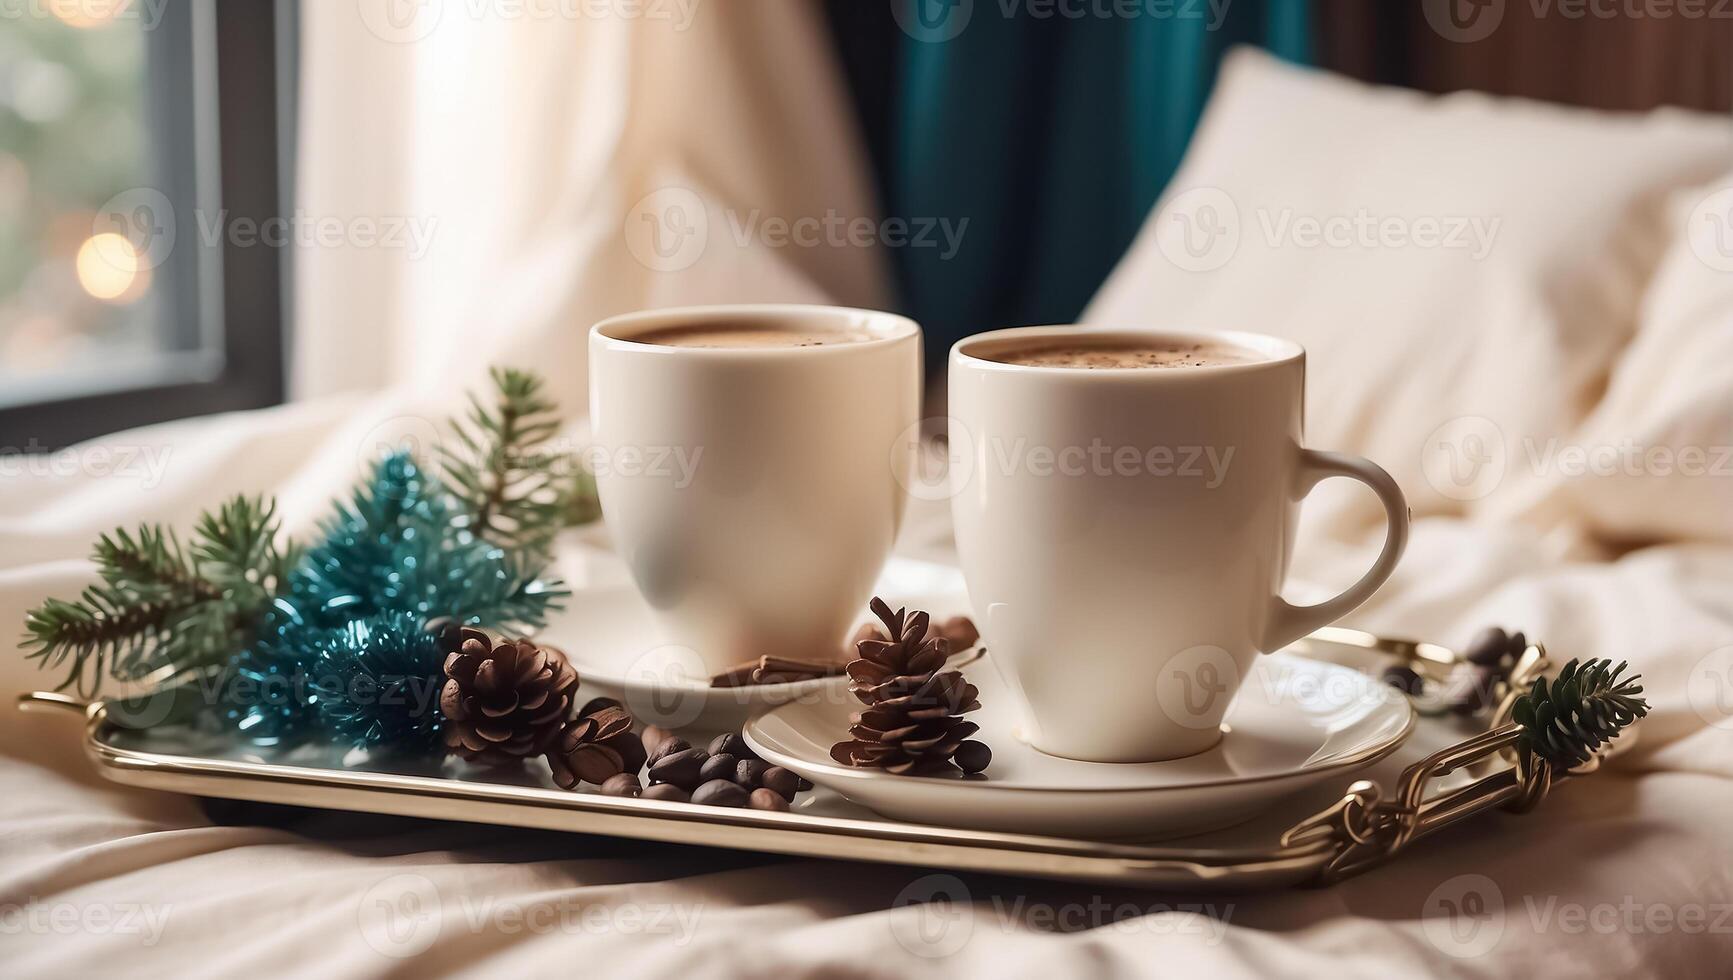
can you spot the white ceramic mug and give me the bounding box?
[949,327,1409,763]
[589,305,921,676]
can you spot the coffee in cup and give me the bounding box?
[985,340,1257,369]
[949,328,1409,763]
[590,305,922,677]
[634,321,878,349]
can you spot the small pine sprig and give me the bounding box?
[441,367,576,553]
[18,367,580,751]
[1511,658,1648,770]
[22,496,295,696]
[562,466,602,527]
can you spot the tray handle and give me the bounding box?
[15,690,94,716]
[1279,639,1594,885]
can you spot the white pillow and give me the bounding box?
[1508,173,1733,545]
[1085,49,1733,540]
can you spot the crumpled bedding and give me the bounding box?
[5,483,1733,977]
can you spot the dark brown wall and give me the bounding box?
[1316,1,1732,113]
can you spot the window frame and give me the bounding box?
[0,0,296,451]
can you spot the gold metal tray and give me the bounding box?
[19,628,1595,891]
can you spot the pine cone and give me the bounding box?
[439,627,578,766]
[830,597,989,776]
[1513,658,1647,769]
[547,698,647,789]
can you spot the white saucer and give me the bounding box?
[535,557,971,731]
[743,650,1415,840]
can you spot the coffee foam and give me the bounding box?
[986,341,1257,369]
[634,322,875,349]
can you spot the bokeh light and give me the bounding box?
[75,232,147,302]
[49,0,133,30]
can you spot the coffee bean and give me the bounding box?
[796,776,814,792]
[940,615,979,650]
[954,740,991,775]
[646,736,692,767]
[1464,626,1510,666]
[641,783,690,803]
[599,773,642,798]
[640,725,674,755]
[1381,665,1423,696]
[1452,663,1505,716]
[600,732,645,774]
[699,753,737,784]
[647,747,707,790]
[425,617,462,652]
[1508,631,1527,655]
[578,696,624,718]
[749,788,789,812]
[708,733,757,761]
[691,779,750,807]
[735,759,770,789]
[570,743,625,785]
[760,766,799,802]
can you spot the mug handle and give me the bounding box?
[1262,449,1410,653]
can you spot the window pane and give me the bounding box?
[0,6,166,396]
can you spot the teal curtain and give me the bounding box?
[826,1,1312,367]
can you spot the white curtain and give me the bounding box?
[294,0,891,401]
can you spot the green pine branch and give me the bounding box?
[562,466,602,527]
[19,366,584,714]
[22,496,294,696]
[1512,658,1648,770]
[441,366,593,553]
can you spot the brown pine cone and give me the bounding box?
[830,597,988,776]
[547,698,647,789]
[439,628,578,766]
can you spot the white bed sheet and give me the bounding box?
[4,460,1733,977]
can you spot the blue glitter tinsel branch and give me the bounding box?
[223,450,568,749]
